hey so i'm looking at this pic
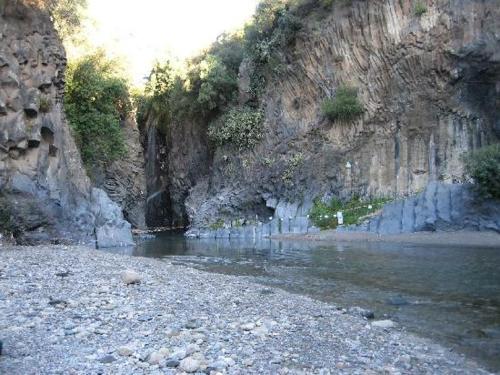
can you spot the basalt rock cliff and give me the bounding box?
[144,0,499,231]
[0,1,133,246]
[92,117,147,230]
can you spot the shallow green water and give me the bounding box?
[108,233,500,371]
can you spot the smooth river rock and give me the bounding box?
[121,270,141,285]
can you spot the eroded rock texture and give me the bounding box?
[341,182,500,234]
[142,116,210,228]
[0,1,133,246]
[144,0,499,230]
[92,117,147,229]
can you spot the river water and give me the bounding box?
[108,232,500,371]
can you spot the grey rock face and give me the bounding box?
[91,189,134,248]
[91,118,147,229]
[185,215,319,239]
[342,182,500,235]
[142,115,211,229]
[142,124,173,228]
[0,1,133,246]
[142,0,499,232]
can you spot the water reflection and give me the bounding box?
[104,232,500,371]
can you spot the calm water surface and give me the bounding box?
[107,232,500,371]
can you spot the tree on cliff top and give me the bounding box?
[65,50,131,175]
[22,0,87,39]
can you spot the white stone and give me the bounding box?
[185,344,200,355]
[179,357,200,373]
[121,270,141,285]
[223,357,236,367]
[147,348,169,364]
[171,349,187,360]
[240,322,255,331]
[117,346,134,357]
[372,320,396,328]
[252,326,269,336]
[243,358,254,367]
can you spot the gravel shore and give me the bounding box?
[0,246,492,374]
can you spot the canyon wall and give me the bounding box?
[142,115,210,228]
[0,1,133,246]
[145,0,499,230]
[93,117,147,229]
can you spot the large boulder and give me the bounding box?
[91,189,134,248]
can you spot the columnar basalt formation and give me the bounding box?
[144,0,499,231]
[0,1,133,246]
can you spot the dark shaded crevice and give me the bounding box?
[41,126,54,144]
[48,144,57,157]
[143,123,177,228]
[27,139,39,148]
[146,189,174,228]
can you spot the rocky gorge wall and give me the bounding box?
[0,0,133,246]
[92,117,147,230]
[144,0,500,232]
[142,114,210,229]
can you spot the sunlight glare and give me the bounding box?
[81,0,259,86]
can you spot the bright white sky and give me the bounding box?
[80,0,260,86]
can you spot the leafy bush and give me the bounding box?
[64,51,130,171]
[196,55,239,114]
[138,33,244,131]
[140,0,357,142]
[243,0,304,101]
[210,32,245,73]
[208,107,264,150]
[282,152,304,185]
[463,143,500,199]
[209,219,225,230]
[322,86,364,121]
[137,61,176,133]
[310,196,392,230]
[414,2,427,17]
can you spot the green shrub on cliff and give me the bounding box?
[243,0,303,101]
[208,107,264,150]
[138,33,244,132]
[414,2,427,17]
[141,0,354,144]
[310,196,391,230]
[65,51,130,171]
[322,86,364,122]
[137,61,177,134]
[195,55,240,115]
[463,144,500,200]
